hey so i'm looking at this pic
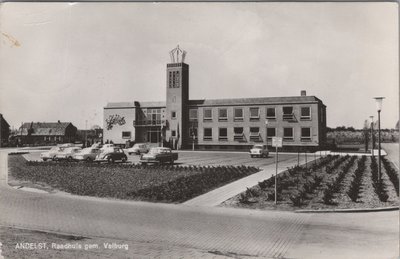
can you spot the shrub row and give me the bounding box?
[323,156,357,205]
[347,156,367,202]
[382,157,399,196]
[370,157,389,202]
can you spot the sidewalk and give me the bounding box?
[184,155,318,207]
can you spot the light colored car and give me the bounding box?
[250,144,269,158]
[95,147,127,163]
[73,148,101,162]
[100,144,115,152]
[140,147,178,165]
[40,146,64,161]
[127,143,150,155]
[55,147,82,161]
[58,143,75,148]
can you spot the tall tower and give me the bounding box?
[165,45,189,149]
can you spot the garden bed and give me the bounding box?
[222,155,399,211]
[8,155,259,203]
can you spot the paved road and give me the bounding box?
[1,150,399,258]
[24,149,300,168]
[383,143,399,169]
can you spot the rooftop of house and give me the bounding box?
[19,122,75,136]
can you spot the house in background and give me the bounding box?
[0,114,10,147]
[18,121,77,146]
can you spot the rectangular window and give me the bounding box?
[301,127,311,141]
[171,130,176,137]
[218,108,228,121]
[203,108,212,121]
[219,128,228,141]
[234,127,245,141]
[189,109,198,120]
[266,128,276,139]
[283,128,294,140]
[301,107,311,120]
[250,107,260,120]
[283,107,294,120]
[171,111,177,119]
[203,128,212,141]
[266,107,276,119]
[249,127,262,142]
[122,131,131,139]
[234,108,243,121]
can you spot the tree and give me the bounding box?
[362,120,370,152]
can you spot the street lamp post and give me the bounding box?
[374,97,385,182]
[369,116,374,157]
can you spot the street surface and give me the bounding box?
[0,148,398,258]
[24,149,301,168]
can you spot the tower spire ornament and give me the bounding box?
[169,45,187,63]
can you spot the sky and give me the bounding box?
[0,2,398,130]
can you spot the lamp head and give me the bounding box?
[373,97,385,112]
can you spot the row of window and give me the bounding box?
[168,71,180,88]
[44,136,62,141]
[201,127,312,142]
[188,106,311,121]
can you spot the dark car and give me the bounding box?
[140,147,178,165]
[95,147,127,163]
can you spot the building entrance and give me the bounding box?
[147,130,161,143]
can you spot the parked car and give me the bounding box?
[73,147,101,162]
[55,147,82,161]
[40,146,64,161]
[100,144,115,152]
[140,147,178,165]
[249,144,269,158]
[58,143,75,148]
[127,143,150,155]
[95,147,127,163]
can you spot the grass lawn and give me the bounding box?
[223,155,399,211]
[8,155,259,203]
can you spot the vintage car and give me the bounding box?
[95,147,127,163]
[249,144,269,158]
[40,146,65,161]
[140,147,178,165]
[55,147,82,161]
[73,147,101,162]
[127,143,150,155]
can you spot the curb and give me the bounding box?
[295,206,399,213]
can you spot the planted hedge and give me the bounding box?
[9,155,259,203]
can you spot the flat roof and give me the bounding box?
[105,95,325,109]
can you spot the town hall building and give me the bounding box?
[103,46,327,151]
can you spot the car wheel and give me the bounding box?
[107,156,114,163]
[67,156,73,162]
[170,159,174,165]
[250,155,254,158]
[86,157,92,163]
[141,162,147,166]
[121,156,127,163]
[136,151,140,155]
[52,156,57,161]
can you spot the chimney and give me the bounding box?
[301,90,307,96]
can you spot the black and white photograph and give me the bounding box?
[0,2,398,258]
